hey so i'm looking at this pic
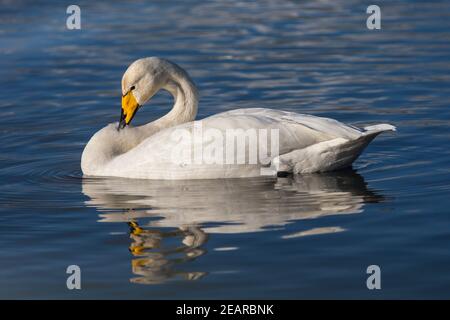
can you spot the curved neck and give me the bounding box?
[139,66,199,137]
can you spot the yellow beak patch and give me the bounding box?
[121,91,139,125]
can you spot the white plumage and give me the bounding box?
[81,57,395,180]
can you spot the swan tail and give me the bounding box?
[363,123,396,136]
[272,123,396,174]
[272,138,357,174]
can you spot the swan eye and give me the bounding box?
[122,86,136,97]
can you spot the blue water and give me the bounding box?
[1,0,450,299]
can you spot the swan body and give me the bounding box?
[81,57,395,180]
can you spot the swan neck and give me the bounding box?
[162,68,198,125]
[139,65,198,139]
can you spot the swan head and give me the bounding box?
[120,57,172,129]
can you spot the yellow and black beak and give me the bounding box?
[119,91,140,129]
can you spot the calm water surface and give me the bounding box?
[1,0,450,299]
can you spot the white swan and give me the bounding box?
[81,57,395,180]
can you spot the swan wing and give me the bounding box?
[210,108,363,139]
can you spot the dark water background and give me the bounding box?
[0,0,450,299]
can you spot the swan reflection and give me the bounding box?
[82,170,383,284]
[127,222,207,284]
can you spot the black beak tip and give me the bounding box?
[118,109,127,131]
[118,120,127,130]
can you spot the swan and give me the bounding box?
[81,57,395,180]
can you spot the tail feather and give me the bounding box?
[363,123,396,134]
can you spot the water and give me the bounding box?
[1,0,450,299]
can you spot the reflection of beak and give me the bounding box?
[119,91,140,130]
